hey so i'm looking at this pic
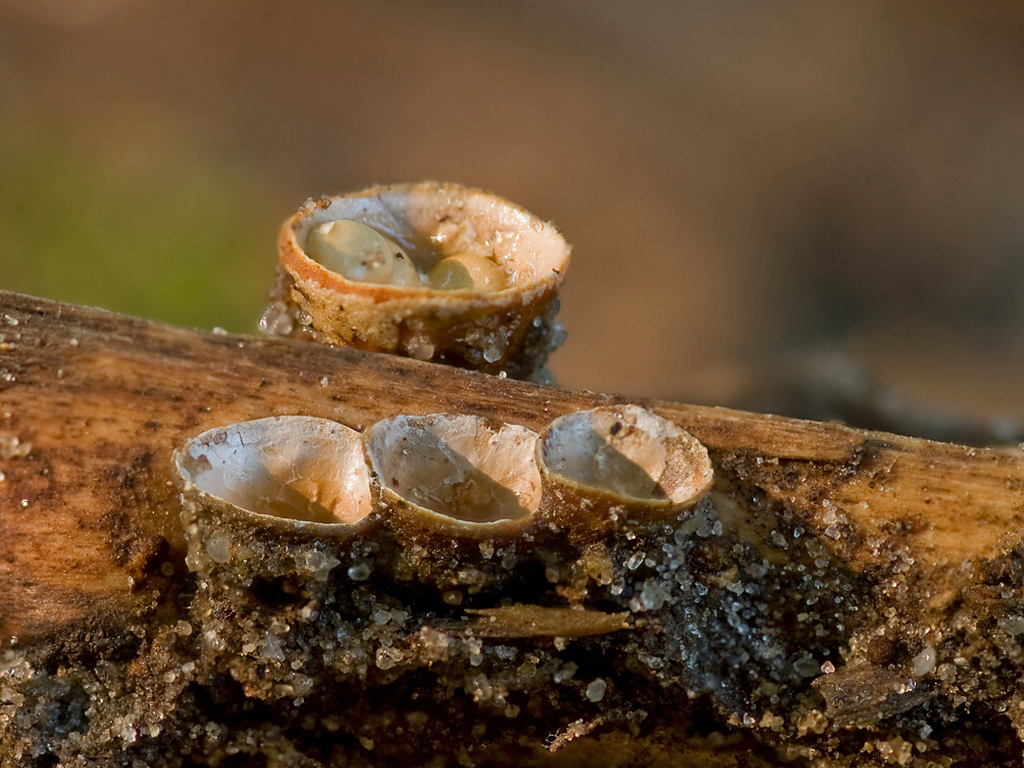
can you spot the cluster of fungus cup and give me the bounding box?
[173,406,714,574]
[265,181,571,380]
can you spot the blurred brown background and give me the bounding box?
[2,0,1023,432]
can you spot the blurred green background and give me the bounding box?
[0,118,275,329]
[2,0,1023,429]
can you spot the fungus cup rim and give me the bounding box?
[278,181,571,302]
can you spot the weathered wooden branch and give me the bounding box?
[2,289,1020,638]
[3,289,1024,766]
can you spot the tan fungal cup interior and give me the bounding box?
[293,183,568,293]
[177,416,371,525]
[539,405,713,504]
[366,414,542,524]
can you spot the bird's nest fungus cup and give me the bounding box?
[266,181,571,380]
[174,416,372,579]
[537,405,714,540]
[364,413,543,542]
